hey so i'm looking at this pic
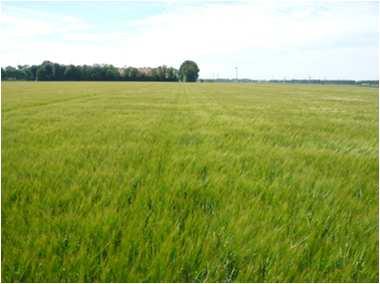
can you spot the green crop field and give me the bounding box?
[1,82,378,282]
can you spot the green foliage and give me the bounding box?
[2,82,378,282]
[36,61,55,81]
[2,61,179,82]
[63,65,81,81]
[179,60,199,82]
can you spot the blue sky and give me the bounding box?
[1,0,379,80]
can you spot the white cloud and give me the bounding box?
[0,1,378,79]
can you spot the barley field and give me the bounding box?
[1,82,378,282]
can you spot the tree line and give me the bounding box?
[267,79,379,86]
[1,61,183,81]
[201,78,379,87]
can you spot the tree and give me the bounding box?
[104,65,120,81]
[3,66,19,80]
[80,65,92,80]
[63,65,81,80]
[167,67,179,81]
[36,61,54,81]
[53,63,65,80]
[179,60,199,82]
[124,67,138,81]
[30,65,38,81]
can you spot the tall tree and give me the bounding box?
[179,60,199,82]
[36,61,54,81]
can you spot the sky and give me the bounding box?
[0,0,379,80]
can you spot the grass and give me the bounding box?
[1,81,378,282]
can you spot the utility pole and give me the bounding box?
[235,67,238,82]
